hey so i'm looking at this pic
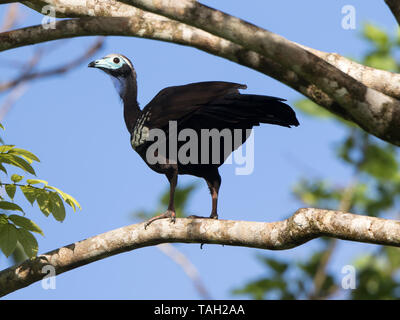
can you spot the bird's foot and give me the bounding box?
[144,209,176,229]
[187,213,218,220]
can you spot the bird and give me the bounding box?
[88,53,299,228]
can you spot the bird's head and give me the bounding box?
[88,53,134,77]
[88,53,136,99]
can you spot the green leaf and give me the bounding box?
[363,23,390,51]
[385,247,400,269]
[47,185,81,212]
[26,179,48,186]
[11,174,23,183]
[0,154,36,175]
[8,214,43,235]
[5,184,16,199]
[364,53,397,71]
[36,190,51,217]
[0,214,8,225]
[8,148,40,163]
[0,163,7,174]
[0,223,18,257]
[232,278,287,300]
[360,145,398,180]
[17,228,38,258]
[295,99,355,128]
[259,256,289,275]
[0,145,15,153]
[0,201,24,212]
[50,192,66,222]
[0,123,4,130]
[20,186,37,205]
[295,99,336,119]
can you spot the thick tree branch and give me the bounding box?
[309,182,356,299]
[12,1,400,100]
[16,0,400,100]
[385,0,400,26]
[1,208,400,297]
[3,1,400,145]
[298,44,400,101]
[0,17,352,121]
[121,0,400,146]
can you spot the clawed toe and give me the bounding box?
[187,214,204,219]
[187,213,218,219]
[144,210,176,229]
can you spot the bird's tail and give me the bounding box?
[203,94,300,128]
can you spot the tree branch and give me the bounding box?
[0,17,352,121]
[157,243,211,299]
[1,3,19,31]
[12,1,400,99]
[0,37,104,92]
[120,0,400,146]
[309,182,357,299]
[17,0,400,99]
[3,1,400,145]
[1,208,400,297]
[0,81,28,121]
[385,0,400,26]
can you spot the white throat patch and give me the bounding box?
[110,76,127,98]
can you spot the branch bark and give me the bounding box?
[1,1,400,145]
[121,0,400,146]
[385,0,400,26]
[1,208,400,297]
[0,17,352,121]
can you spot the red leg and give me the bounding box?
[144,171,177,229]
[188,169,221,220]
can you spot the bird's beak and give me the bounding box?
[88,58,113,71]
[88,60,97,68]
[88,59,107,68]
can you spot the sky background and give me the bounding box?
[0,1,398,299]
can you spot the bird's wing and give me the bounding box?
[197,94,299,128]
[140,81,247,129]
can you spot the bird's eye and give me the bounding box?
[113,57,120,64]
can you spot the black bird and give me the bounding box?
[88,53,299,228]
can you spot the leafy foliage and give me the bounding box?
[233,23,400,300]
[0,125,81,258]
[362,23,399,71]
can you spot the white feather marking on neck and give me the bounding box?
[110,76,127,98]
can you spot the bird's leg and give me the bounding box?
[144,171,177,229]
[194,173,221,250]
[208,179,220,219]
[188,170,221,220]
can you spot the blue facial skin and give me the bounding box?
[91,56,124,70]
[89,55,132,98]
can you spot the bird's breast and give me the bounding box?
[131,111,151,149]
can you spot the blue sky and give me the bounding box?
[0,1,397,299]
